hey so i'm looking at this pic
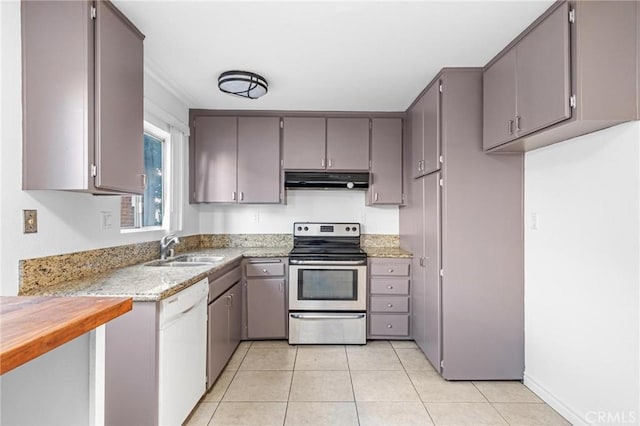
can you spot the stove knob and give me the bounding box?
[297,226,302,231]
[303,226,309,231]
[345,227,350,231]
[351,227,357,232]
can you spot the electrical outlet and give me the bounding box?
[23,210,37,233]
[101,211,113,230]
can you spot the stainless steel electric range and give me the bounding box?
[288,222,367,344]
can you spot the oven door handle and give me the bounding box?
[290,313,366,320]
[289,260,367,265]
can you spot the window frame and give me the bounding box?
[120,121,172,233]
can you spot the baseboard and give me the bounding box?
[524,372,586,425]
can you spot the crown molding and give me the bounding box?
[144,57,197,108]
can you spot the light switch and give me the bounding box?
[530,212,538,231]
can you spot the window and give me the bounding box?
[121,123,170,230]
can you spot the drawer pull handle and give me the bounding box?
[388,268,394,273]
[262,268,268,273]
[387,324,392,328]
[387,285,393,290]
[387,303,393,308]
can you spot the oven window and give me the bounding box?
[298,269,358,301]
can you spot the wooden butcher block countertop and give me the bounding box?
[0,296,132,374]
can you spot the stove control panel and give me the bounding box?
[293,222,360,237]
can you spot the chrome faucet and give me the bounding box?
[160,234,180,259]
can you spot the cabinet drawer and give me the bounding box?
[246,263,284,277]
[370,296,409,313]
[369,314,409,336]
[209,267,242,303]
[370,278,409,295]
[370,262,410,277]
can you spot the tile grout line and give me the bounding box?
[470,381,512,426]
[345,343,361,426]
[392,343,438,426]
[205,340,253,426]
[282,344,298,426]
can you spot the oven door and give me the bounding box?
[289,263,367,311]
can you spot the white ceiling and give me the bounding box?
[114,0,554,112]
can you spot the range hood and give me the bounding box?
[285,171,370,190]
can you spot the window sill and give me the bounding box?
[120,226,166,234]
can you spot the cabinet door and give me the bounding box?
[237,117,281,203]
[483,49,517,150]
[369,118,403,204]
[516,2,571,136]
[247,278,286,339]
[227,282,242,355]
[282,117,326,170]
[422,172,442,372]
[409,96,424,179]
[326,118,370,171]
[207,295,229,387]
[194,116,237,203]
[95,1,144,194]
[422,82,441,175]
[409,179,426,351]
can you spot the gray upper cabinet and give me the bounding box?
[326,118,370,171]
[484,0,639,152]
[483,3,570,151]
[237,117,281,203]
[22,0,145,194]
[409,96,424,179]
[282,117,326,170]
[408,81,440,178]
[282,117,370,171]
[368,118,403,205]
[191,115,281,204]
[194,116,238,203]
[483,50,517,150]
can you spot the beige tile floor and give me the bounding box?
[185,340,570,426]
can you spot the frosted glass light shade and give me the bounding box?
[218,71,268,99]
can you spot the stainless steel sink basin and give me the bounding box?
[145,255,224,267]
[173,255,225,263]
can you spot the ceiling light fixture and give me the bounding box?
[218,70,268,99]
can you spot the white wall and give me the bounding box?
[0,1,195,296]
[199,190,399,234]
[524,121,640,425]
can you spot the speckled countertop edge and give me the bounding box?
[24,245,411,302]
[25,247,290,302]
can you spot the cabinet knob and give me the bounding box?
[328,159,333,168]
[387,303,393,308]
[374,193,379,202]
[386,324,393,328]
[321,158,326,168]
[388,268,394,273]
[262,268,268,273]
[387,285,393,290]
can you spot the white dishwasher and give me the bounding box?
[158,279,208,426]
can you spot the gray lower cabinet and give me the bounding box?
[207,265,242,389]
[22,0,145,194]
[368,118,403,205]
[484,0,639,152]
[367,258,411,339]
[401,69,524,380]
[105,302,158,426]
[191,115,281,204]
[244,258,287,339]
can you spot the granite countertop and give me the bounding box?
[363,246,413,258]
[26,245,411,302]
[31,247,291,302]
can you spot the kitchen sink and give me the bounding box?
[145,255,224,267]
[173,255,225,263]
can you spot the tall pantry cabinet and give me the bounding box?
[401,69,524,380]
